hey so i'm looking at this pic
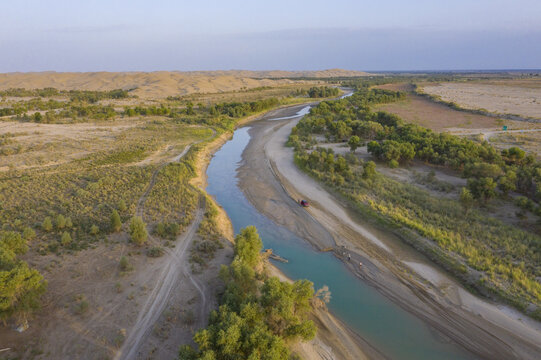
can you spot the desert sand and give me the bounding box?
[421,81,541,119]
[0,69,369,99]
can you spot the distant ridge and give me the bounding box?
[0,69,370,99]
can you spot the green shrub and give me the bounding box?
[22,227,36,241]
[129,216,147,246]
[56,214,66,230]
[119,256,132,271]
[42,217,53,232]
[89,225,99,235]
[110,210,122,232]
[118,199,127,212]
[363,161,376,179]
[147,247,164,258]
[61,231,72,246]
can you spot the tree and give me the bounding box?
[90,225,100,235]
[337,121,352,141]
[56,214,66,230]
[22,227,36,241]
[61,232,72,246]
[324,153,335,172]
[352,121,383,140]
[118,199,127,212]
[464,162,503,179]
[42,217,53,232]
[129,216,147,246]
[111,210,122,232]
[459,187,474,212]
[348,135,361,153]
[65,217,73,229]
[260,277,315,340]
[498,171,517,195]
[468,177,497,203]
[0,231,47,324]
[367,141,381,157]
[119,256,132,271]
[389,159,399,168]
[363,161,377,179]
[186,102,195,115]
[334,156,348,174]
[234,226,262,268]
[0,262,47,324]
[502,147,526,164]
[0,232,28,264]
[32,112,42,122]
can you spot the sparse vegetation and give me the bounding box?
[190,197,225,271]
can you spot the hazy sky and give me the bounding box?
[1,0,540,72]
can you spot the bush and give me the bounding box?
[118,199,127,212]
[363,161,376,179]
[89,225,100,235]
[147,246,165,258]
[22,227,36,241]
[119,256,132,271]
[110,210,122,233]
[129,216,147,246]
[348,135,361,152]
[154,222,180,239]
[42,217,53,232]
[61,231,72,246]
[76,300,89,315]
[56,214,66,230]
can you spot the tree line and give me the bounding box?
[292,87,541,210]
[288,85,541,320]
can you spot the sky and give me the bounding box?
[1,0,540,72]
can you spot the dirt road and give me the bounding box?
[115,209,205,360]
[448,127,541,141]
[238,106,541,359]
[116,143,208,360]
[135,144,192,218]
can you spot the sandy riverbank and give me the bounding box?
[236,106,541,359]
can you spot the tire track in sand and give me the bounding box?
[116,142,209,360]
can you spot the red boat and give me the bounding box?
[299,199,310,207]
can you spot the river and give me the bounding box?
[206,113,477,359]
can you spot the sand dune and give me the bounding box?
[0,69,369,99]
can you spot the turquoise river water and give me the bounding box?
[206,125,477,360]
